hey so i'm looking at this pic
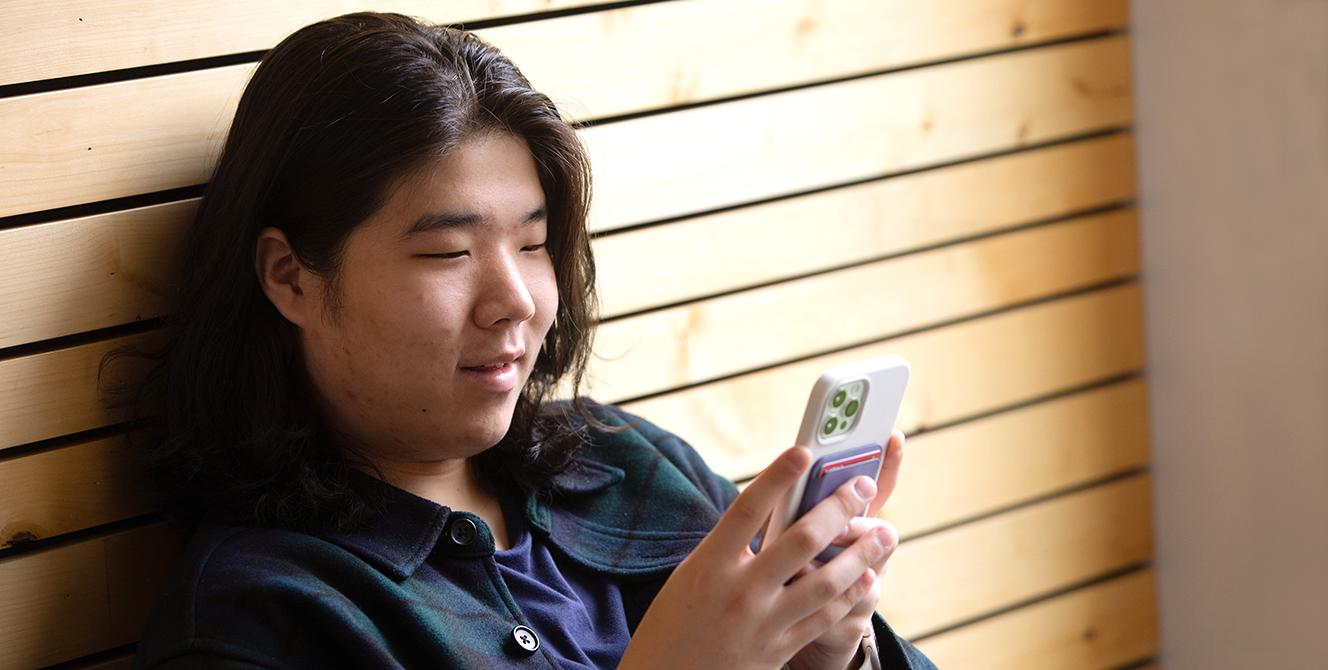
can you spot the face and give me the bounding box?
[296,132,558,462]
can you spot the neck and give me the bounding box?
[365,455,512,550]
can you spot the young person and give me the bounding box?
[122,12,937,670]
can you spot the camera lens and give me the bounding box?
[845,400,860,418]
[832,390,846,408]
[823,417,837,435]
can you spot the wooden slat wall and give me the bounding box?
[0,1,1159,668]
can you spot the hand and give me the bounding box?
[787,430,905,670]
[618,436,900,670]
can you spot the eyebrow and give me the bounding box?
[400,205,547,239]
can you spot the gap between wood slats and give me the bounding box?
[592,126,1128,240]
[1,285,1145,553]
[881,474,1154,639]
[0,213,1138,451]
[1,0,1128,105]
[0,472,1151,668]
[594,132,1137,319]
[584,209,1139,402]
[0,0,630,91]
[913,568,1159,669]
[582,35,1133,232]
[38,646,135,670]
[0,35,1133,224]
[0,131,1136,351]
[625,282,1145,481]
[0,522,183,669]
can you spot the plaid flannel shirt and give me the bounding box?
[136,402,936,669]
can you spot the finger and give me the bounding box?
[866,430,905,518]
[781,566,878,652]
[779,524,892,625]
[754,475,876,584]
[827,516,879,548]
[705,446,811,559]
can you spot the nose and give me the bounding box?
[473,251,537,328]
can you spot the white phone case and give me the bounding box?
[762,354,911,549]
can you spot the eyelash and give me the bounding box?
[421,243,545,259]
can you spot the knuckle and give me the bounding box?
[813,575,841,601]
[837,488,863,518]
[788,526,823,556]
[727,496,761,525]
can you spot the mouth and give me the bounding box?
[459,350,525,392]
[460,349,524,372]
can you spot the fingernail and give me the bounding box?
[872,527,891,547]
[854,477,876,499]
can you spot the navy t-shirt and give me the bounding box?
[493,497,632,668]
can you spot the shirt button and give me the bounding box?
[448,517,478,546]
[512,625,540,653]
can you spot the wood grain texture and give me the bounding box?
[588,209,1140,402]
[0,133,1135,350]
[0,523,182,669]
[0,211,1137,450]
[486,0,1129,119]
[915,570,1160,669]
[0,331,160,451]
[0,290,1145,555]
[0,200,192,349]
[584,35,1133,231]
[594,133,1136,317]
[0,0,608,85]
[2,0,1128,100]
[623,283,1146,481]
[0,436,152,549]
[880,475,1155,639]
[884,379,1151,538]
[0,477,1150,667]
[0,36,1133,224]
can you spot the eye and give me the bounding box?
[419,251,469,259]
[521,243,547,253]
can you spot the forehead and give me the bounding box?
[368,131,546,239]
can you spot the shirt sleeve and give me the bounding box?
[592,402,939,670]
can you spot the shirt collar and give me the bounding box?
[316,473,452,581]
[318,445,710,581]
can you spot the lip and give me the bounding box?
[460,349,524,369]
[459,350,524,393]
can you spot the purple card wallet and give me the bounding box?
[796,443,883,562]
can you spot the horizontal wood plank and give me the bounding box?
[0,133,1136,350]
[915,570,1160,669]
[594,133,1136,317]
[588,209,1139,402]
[885,379,1150,538]
[0,294,1145,548]
[0,331,160,451]
[0,436,152,549]
[0,200,191,349]
[2,0,1128,103]
[0,523,182,668]
[623,282,1146,481]
[0,211,1137,450]
[585,35,1132,231]
[0,1,607,86]
[0,478,1151,666]
[488,0,1128,120]
[881,474,1154,638]
[0,36,1133,223]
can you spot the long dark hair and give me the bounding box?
[103,12,601,530]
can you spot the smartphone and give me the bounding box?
[760,354,910,562]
